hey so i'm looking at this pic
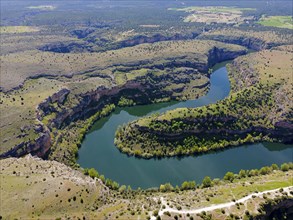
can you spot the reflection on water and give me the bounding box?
[263,142,293,152]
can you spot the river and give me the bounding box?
[77,62,293,189]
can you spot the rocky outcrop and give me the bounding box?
[0,88,70,159]
[0,46,247,159]
[0,128,51,159]
[38,88,70,115]
[39,47,246,129]
[198,35,279,50]
[51,88,70,104]
[40,32,201,53]
[45,81,172,129]
[136,120,293,144]
[207,46,247,68]
[115,32,199,49]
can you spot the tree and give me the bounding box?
[119,185,127,193]
[181,181,196,190]
[224,172,235,182]
[202,176,212,188]
[244,134,254,143]
[271,164,279,170]
[88,168,99,178]
[259,166,271,175]
[239,169,246,178]
[112,181,120,190]
[281,163,289,171]
[160,183,173,192]
[248,169,259,177]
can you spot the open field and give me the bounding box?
[169,6,255,24]
[0,26,40,34]
[1,155,292,219]
[0,39,244,91]
[0,155,108,219]
[258,16,293,29]
[0,33,78,55]
[27,5,56,10]
[0,73,111,155]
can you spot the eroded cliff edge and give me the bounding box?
[114,46,293,158]
[0,41,247,165]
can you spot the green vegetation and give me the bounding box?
[258,16,293,29]
[0,39,245,161]
[0,26,40,33]
[1,39,244,91]
[1,156,292,219]
[181,181,196,190]
[198,28,292,50]
[118,96,136,107]
[114,47,293,158]
[1,1,293,219]
[202,176,213,188]
[158,162,293,193]
[49,104,115,166]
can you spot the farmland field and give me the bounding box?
[258,16,293,29]
[169,6,255,24]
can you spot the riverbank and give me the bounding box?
[1,154,292,219]
[151,186,293,220]
[114,46,293,158]
[0,40,246,165]
[77,63,292,189]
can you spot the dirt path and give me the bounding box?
[151,186,292,219]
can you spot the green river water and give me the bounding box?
[78,62,293,189]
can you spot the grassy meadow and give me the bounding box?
[258,16,293,29]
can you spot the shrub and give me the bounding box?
[202,176,212,188]
[88,168,99,178]
[281,163,289,171]
[224,172,235,182]
[259,166,271,175]
[238,169,247,178]
[153,210,159,217]
[271,164,279,170]
[159,183,174,192]
[181,181,196,190]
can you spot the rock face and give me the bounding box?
[0,129,51,159]
[38,88,70,115]
[136,117,293,143]
[40,32,201,53]
[0,89,70,159]
[38,47,246,129]
[198,35,278,50]
[0,46,246,159]
[115,33,199,49]
[207,46,246,67]
[49,81,159,128]
[51,88,70,104]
